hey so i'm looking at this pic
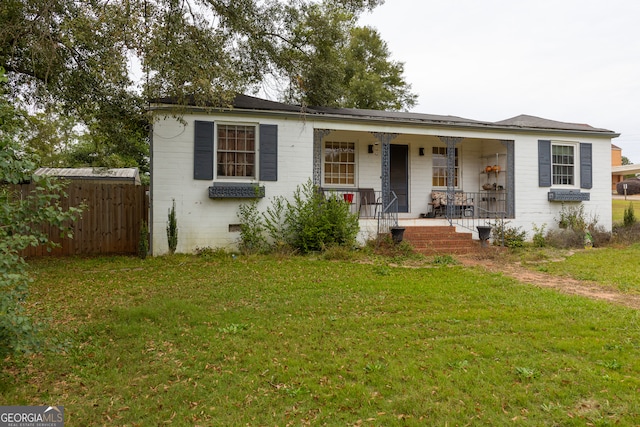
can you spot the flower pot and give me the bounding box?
[391,227,406,244]
[476,225,492,247]
[343,193,354,203]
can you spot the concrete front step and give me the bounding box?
[401,225,481,255]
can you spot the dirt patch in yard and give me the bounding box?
[458,250,640,310]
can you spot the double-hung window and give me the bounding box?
[552,144,575,185]
[217,124,256,178]
[538,140,591,189]
[432,146,459,187]
[324,141,355,185]
[194,121,277,183]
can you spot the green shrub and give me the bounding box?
[557,203,587,232]
[491,220,526,248]
[616,178,640,195]
[237,180,360,254]
[263,195,289,248]
[549,203,606,248]
[237,200,269,255]
[624,203,636,227]
[284,180,359,253]
[531,223,546,248]
[166,199,178,254]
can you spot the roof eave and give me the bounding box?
[149,103,619,138]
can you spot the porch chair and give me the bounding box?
[358,188,381,218]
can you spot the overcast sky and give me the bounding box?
[359,0,640,162]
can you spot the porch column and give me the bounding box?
[313,129,331,186]
[501,139,515,217]
[372,132,398,208]
[438,136,464,220]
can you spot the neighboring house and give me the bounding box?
[611,144,624,191]
[611,145,640,192]
[150,95,618,255]
[34,167,142,185]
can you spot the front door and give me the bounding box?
[390,144,409,213]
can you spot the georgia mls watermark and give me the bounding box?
[0,406,64,427]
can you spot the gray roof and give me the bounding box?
[494,114,613,133]
[34,167,141,184]
[153,94,618,136]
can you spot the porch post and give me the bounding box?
[372,132,398,208]
[501,139,515,217]
[313,129,331,186]
[438,136,464,220]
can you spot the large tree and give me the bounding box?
[0,0,416,171]
[276,3,416,110]
[1,67,82,358]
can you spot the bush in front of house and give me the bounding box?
[282,179,360,253]
[544,203,610,248]
[491,220,526,248]
[237,200,269,254]
[237,179,360,254]
[166,198,178,254]
[531,223,547,247]
[616,178,640,195]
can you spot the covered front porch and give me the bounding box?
[312,128,514,238]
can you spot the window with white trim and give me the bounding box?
[217,124,256,178]
[324,141,355,185]
[432,146,459,187]
[552,143,575,185]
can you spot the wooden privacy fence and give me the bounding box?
[14,183,149,257]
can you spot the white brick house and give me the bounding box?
[149,95,618,255]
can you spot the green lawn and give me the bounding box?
[612,198,640,224]
[2,253,640,425]
[531,244,640,295]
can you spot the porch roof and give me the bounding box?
[152,94,619,137]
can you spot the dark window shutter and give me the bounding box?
[194,121,214,180]
[259,124,278,181]
[538,140,552,187]
[580,143,592,189]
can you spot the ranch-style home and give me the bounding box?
[149,95,618,255]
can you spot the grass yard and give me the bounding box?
[2,253,640,425]
[532,244,640,295]
[612,198,640,224]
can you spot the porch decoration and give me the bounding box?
[477,225,492,247]
[391,226,406,243]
